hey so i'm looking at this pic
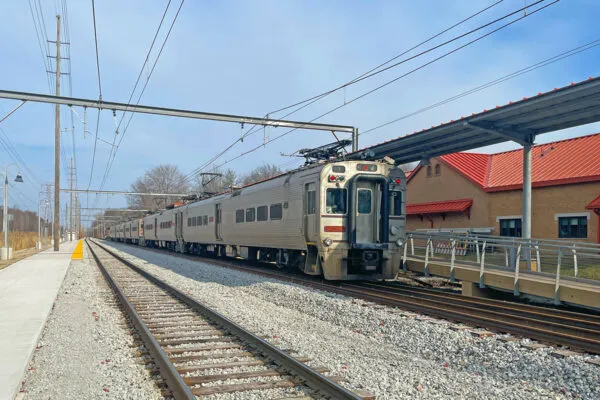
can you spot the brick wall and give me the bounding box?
[406,157,600,243]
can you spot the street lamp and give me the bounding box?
[2,164,24,260]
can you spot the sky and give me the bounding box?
[0,0,598,224]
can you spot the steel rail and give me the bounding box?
[352,281,600,329]
[89,239,363,400]
[102,241,600,354]
[85,240,196,400]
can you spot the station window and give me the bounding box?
[326,188,347,214]
[246,208,255,222]
[257,206,268,221]
[434,164,441,176]
[236,209,245,223]
[307,190,316,215]
[500,219,522,237]
[426,165,432,177]
[558,216,587,239]
[358,189,372,214]
[270,204,282,220]
[390,191,402,216]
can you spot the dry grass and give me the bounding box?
[0,231,49,251]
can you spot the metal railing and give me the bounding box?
[402,231,600,304]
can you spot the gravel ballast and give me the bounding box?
[20,248,163,400]
[103,241,600,400]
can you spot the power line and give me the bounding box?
[181,0,549,185]
[360,39,600,136]
[91,0,102,99]
[99,0,173,191]
[87,109,101,190]
[180,1,507,184]
[97,0,185,194]
[182,0,557,183]
[269,0,546,117]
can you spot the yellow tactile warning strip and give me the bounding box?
[71,240,83,260]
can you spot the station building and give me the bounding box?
[405,132,600,243]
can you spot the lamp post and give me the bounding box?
[2,164,24,260]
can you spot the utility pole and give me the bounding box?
[53,15,61,251]
[69,157,73,241]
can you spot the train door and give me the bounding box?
[355,181,378,243]
[215,204,223,240]
[175,211,183,239]
[304,183,317,243]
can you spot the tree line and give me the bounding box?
[0,207,48,233]
[128,163,283,210]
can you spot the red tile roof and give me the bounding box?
[406,198,473,215]
[587,195,600,210]
[432,133,600,192]
[439,153,491,187]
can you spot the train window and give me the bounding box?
[257,206,268,221]
[358,189,372,214]
[203,215,208,225]
[270,204,282,220]
[390,191,402,216]
[326,188,347,214]
[194,217,198,227]
[332,165,345,173]
[246,208,255,222]
[197,216,202,226]
[236,209,245,223]
[307,190,316,215]
[187,218,190,227]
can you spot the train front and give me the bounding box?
[316,160,406,280]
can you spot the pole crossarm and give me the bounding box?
[60,189,188,196]
[0,90,355,133]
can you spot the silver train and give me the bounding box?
[107,159,407,280]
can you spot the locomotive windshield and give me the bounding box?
[326,188,347,214]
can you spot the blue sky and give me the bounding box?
[0,0,598,221]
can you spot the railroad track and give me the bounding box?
[101,240,600,355]
[85,239,368,399]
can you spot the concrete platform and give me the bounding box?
[406,256,600,309]
[0,242,77,400]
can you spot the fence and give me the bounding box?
[402,231,600,304]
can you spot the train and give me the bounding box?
[107,158,407,280]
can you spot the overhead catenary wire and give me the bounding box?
[180,0,507,184]
[181,0,549,185]
[98,0,173,192]
[91,0,102,100]
[181,0,558,184]
[97,0,185,195]
[360,39,600,136]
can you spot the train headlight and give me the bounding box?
[395,239,404,247]
[390,225,400,236]
[323,238,333,247]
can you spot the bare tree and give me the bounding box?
[128,165,189,210]
[241,163,282,186]
[193,168,238,196]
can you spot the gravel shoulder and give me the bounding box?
[103,241,600,400]
[20,247,163,400]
